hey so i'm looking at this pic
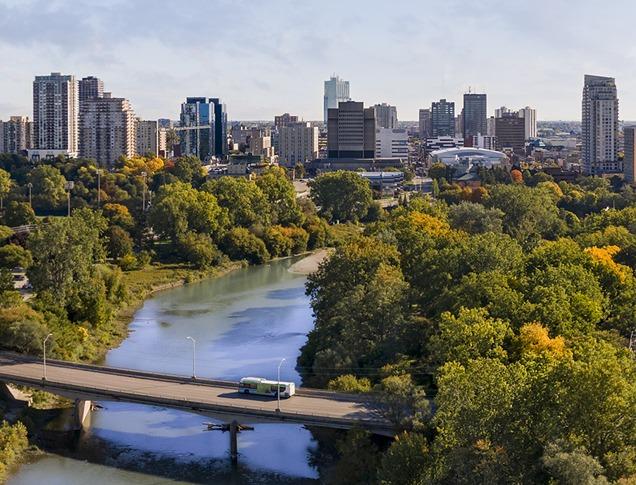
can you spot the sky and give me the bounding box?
[1,0,635,122]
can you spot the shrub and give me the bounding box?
[220,227,270,265]
[178,232,219,268]
[327,374,372,393]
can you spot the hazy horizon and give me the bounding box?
[1,0,635,122]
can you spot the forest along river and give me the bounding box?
[9,256,330,484]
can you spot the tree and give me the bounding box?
[27,210,104,305]
[542,442,609,485]
[4,201,36,227]
[487,184,563,247]
[105,225,133,261]
[0,168,11,210]
[377,432,431,485]
[429,307,512,366]
[0,244,32,269]
[309,171,373,223]
[255,167,303,225]
[170,155,204,185]
[148,182,227,243]
[28,165,67,212]
[202,177,271,227]
[220,227,269,264]
[329,430,380,485]
[102,203,135,230]
[178,231,219,268]
[447,202,504,234]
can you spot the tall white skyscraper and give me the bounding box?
[518,106,537,140]
[32,72,78,156]
[582,75,620,175]
[323,75,350,125]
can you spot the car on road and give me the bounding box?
[238,377,296,398]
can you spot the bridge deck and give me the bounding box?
[0,353,393,433]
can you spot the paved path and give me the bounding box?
[0,353,393,433]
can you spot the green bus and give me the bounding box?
[238,377,296,398]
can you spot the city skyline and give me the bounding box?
[1,0,636,121]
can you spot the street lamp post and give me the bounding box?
[64,181,74,217]
[27,182,32,208]
[97,169,101,208]
[186,336,196,379]
[276,357,286,412]
[42,333,53,380]
[141,171,147,212]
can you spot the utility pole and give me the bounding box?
[629,330,635,352]
[27,182,32,208]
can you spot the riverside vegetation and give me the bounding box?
[300,169,636,484]
[0,155,372,477]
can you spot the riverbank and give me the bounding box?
[288,249,333,275]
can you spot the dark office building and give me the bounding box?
[179,97,227,160]
[327,101,375,158]
[431,99,455,137]
[462,93,487,138]
[495,112,525,154]
[211,98,227,158]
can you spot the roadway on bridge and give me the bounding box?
[0,353,392,432]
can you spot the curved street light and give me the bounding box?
[186,336,196,379]
[276,357,286,412]
[42,333,53,380]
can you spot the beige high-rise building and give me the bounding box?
[248,128,275,159]
[278,122,319,166]
[0,116,32,154]
[32,72,78,156]
[136,119,159,156]
[624,126,636,184]
[79,93,136,166]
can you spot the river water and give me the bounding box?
[9,258,330,484]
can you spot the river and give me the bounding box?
[9,257,331,484]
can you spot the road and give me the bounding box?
[0,352,393,433]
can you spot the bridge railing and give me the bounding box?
[0,371,393,432]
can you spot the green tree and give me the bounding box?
[487,184,563,247]
[178,231,219,268]
[148,182,227,243]
[377,432,431,485]
[220,227,269,264]
[429,307,512,366]
[0,168,11,211]
[105,225,134,261]
[202,177,271,227]
[255,167,303,225]
[309,171,373,223]
[4,201,35,227]
[28,165,67,212]
[27,210,104,305]
[447,202,504,234]
[0,244,32,269]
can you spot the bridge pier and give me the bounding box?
[72,399,92,431]
[0,382,32,407]
[229,420,238,466]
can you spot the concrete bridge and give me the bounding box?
[0,352,394,462]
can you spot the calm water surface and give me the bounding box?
[9,258,325,484]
